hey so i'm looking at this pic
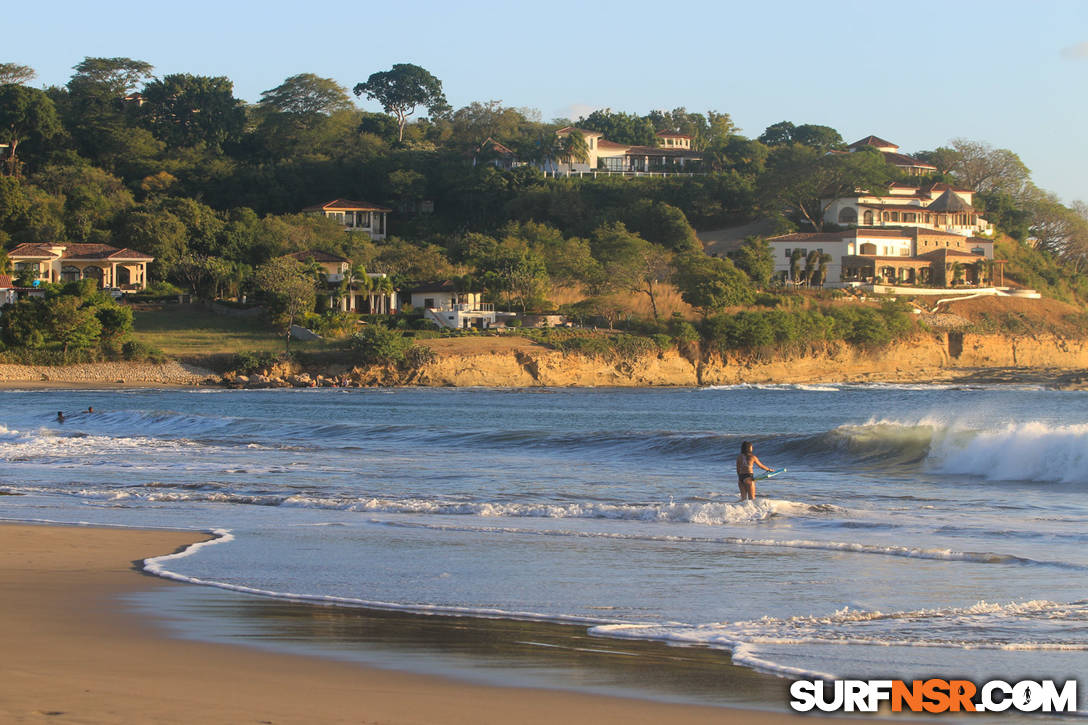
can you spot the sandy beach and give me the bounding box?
[0,522,878,724]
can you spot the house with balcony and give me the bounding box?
[825,182,992,237]
[283,251,397,314]
[7,242,153,291]
[767,227,1002,290]
[544,127,703,174]
[303,199,390,241]
[407,280,498,329]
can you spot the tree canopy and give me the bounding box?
[353,64,448,143]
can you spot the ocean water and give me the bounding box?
[2,385,1086,707]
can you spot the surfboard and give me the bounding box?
[754,468,786,481]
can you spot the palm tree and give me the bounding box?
[557,130,589,174]
[789,248,804,284]
[804,250,821,286]
[815,252,832,287]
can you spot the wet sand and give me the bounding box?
[0,522,875,724]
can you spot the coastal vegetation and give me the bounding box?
[1,57,1087,375]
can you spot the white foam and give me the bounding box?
[928,421,1088,483]
[142,529,628,626]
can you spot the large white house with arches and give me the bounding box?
[7,242,153,291]
[824,182,992,237]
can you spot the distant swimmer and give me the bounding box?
[736,441,772,501]
[56,411,65,423]
[86,406,94,414]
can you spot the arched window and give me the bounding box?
[838,207,858,225]
[863,210,874,225]
[61,266,81,282]
[859,242,877,255]
[82,266,104,288]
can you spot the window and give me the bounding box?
[784,248,791,258]
[904,212,916,223]
[838,207,857,224]
[863,210,874,225]
[890,211,900,222]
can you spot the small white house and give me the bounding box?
[408,281,496,329]
[303,199,391,241]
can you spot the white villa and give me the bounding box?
[544,127,703,174]
[7,242,153,291]
[824,182,993,238]
[303,199,391,241]
[283,251,397,314]
[408,281,497,330]
[768,227,1002,288]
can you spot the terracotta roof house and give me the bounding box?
[848,135,936,176]
[543,126,702,174]
[823,176,991,238]
[303,199,391,241]
[767,227,1002,289]
[7,242,153,291]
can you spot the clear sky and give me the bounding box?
[7,0,1087,204]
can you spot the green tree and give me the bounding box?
[141,74,245,149]
[254,257,317,352]
[557,129,590,170]
[760,144,891,231]
[576,109,656,146]
[0,85,62,176]
[589,222,673,322]
[0,63,36,85]
[259,73,353,117]
[353,64,449,143]
[47,295,103,358]
[672,252,754,317]
[728,236,774,286]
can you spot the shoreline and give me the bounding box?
[0,521,873,724]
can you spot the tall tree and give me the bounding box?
[0,63,36,85]
[0,85,61,176]
[69,57,154,98]
[353,64,449,143]
[760,144,892,231]
[254,257,317,352]
[589,223,672,322]
[258,73,353,117]
[948,138,1032,198]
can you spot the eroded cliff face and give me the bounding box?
[411,333,1088,387]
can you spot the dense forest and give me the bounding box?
[1,58,1087,363]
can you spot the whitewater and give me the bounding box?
[1,385,1086,708]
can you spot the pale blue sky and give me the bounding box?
[8,0,1087,204]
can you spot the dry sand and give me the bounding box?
[0,522,877,724]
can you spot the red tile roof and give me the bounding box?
[303,199,392,213]
[882,151,936,169]
[0,274,12,288]
[8,242,153,261]
[849,135,898,150]
[655,130,693,139]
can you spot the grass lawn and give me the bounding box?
[130,304,334,357]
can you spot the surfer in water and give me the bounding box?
[736,441,772,501]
